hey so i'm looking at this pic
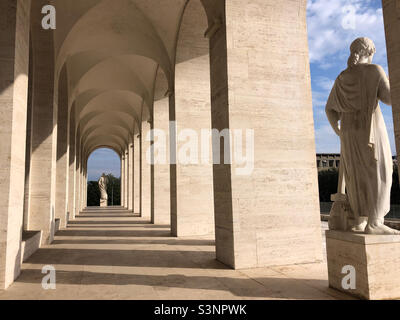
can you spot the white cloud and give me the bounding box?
[315,76,335,91]
[314,124,341,153]
[307,0,395,154]
[312,89,330,108]
[307,0,387,68]
[314,112,396,155]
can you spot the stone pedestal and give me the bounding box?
[100,200,107,207]
[326,230,400,300]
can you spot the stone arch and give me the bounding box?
[85,135,126,156]
[78,112,133,139]
[84,126,130,149]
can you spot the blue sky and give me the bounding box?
[307,0,394,153]
[88,0,393,181]
[87,148,120,181]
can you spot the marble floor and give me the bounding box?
[0,210,351,300]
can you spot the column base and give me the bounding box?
[21,231,41,264]
[326,230,400,300]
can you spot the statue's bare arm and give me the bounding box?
[376,65,391,105]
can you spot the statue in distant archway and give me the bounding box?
[326,37,400,235]
[98,173,108,207]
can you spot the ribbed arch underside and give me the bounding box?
[49,0,215,153]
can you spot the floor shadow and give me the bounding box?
[65,225,170,229]
[24,248,222,269]
[51,239,215,246]
[68,221,167,226]
[55,229,171,237]
[76,215,138,218]
[15,269,337,299]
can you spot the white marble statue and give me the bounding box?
[98,173,108,207]
[326,37,400,235]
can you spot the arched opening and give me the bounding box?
[87,148,122,207]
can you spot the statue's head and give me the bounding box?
[347,37,376,68]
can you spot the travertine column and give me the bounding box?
[141,122,152,219]
[27,2,57,245]
[81,166,86,210]
[153,98,171,225]
[23,45,33,231]
[209,0,322,268]
[171,0,214,236]
[83,168,88,209]
[78,159,83,212]
[67,112,76,219]
[124,149,129,208]
[383,0,400,169]
[128,142,134,211]
[83,170,88,209]
[121,156,125,207]
[134,135,141,214]
[55,69,69,228]
[73,131,81,216]
[0,0,31,289]
[82,169,85,209]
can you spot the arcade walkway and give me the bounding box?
[0,209,350,300]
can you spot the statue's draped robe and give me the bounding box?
[99,177,108,201]
[326,64,392,224]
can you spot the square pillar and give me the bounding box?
[26,2,57,246]
[128,142,134,211]
[67,113,76,220]
[383,0,400,166]
[134,135,141,214]
[209,0,323,268]
[121,155,125,207]
[153,98,171,225]
[124,149,129,208]
[171,0,215,236]
[55,69,69,228]
[81,167,86,210]
[73,132,81,217]
[141,122,152,219]
[0,0,31,289]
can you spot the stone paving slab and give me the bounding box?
[0,211,350,300]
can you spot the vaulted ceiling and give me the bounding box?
[50,0,213,159]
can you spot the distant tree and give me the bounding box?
[391,165,400,205]
[318,165,400,205]
[87,181,100,206]
[86,174,121,207]
[318,169,339,202]
[105,174,121,206]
